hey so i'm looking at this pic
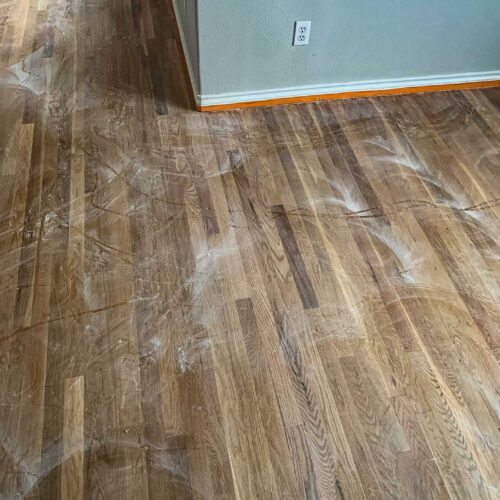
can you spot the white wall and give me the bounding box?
[176,0,500,105]
[172,0,199,92]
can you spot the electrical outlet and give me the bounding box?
[293,21,311,46]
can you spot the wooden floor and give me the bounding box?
[1,0,500,497]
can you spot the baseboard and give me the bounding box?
[171,0,198,109]
[196,72,500,112]
[170,14,500,114]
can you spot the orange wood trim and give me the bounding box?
[196,79,500,112]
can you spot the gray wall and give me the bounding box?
[192,0,500,97]
[173,0,199,91]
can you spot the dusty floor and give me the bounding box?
[1,0,500,497]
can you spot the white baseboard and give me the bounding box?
[197,71,500,107]
[171,0,199,99]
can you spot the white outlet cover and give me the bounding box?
[293,21,311,46]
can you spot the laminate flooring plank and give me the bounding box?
[333,97,500,497]
[61,376,85,500]
[1,0,499,496]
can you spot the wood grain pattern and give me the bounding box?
[61,376,84,500]
[0,0,499,497]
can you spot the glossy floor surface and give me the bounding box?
[1,0,500,497]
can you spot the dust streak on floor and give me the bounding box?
[0,0,499,497]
